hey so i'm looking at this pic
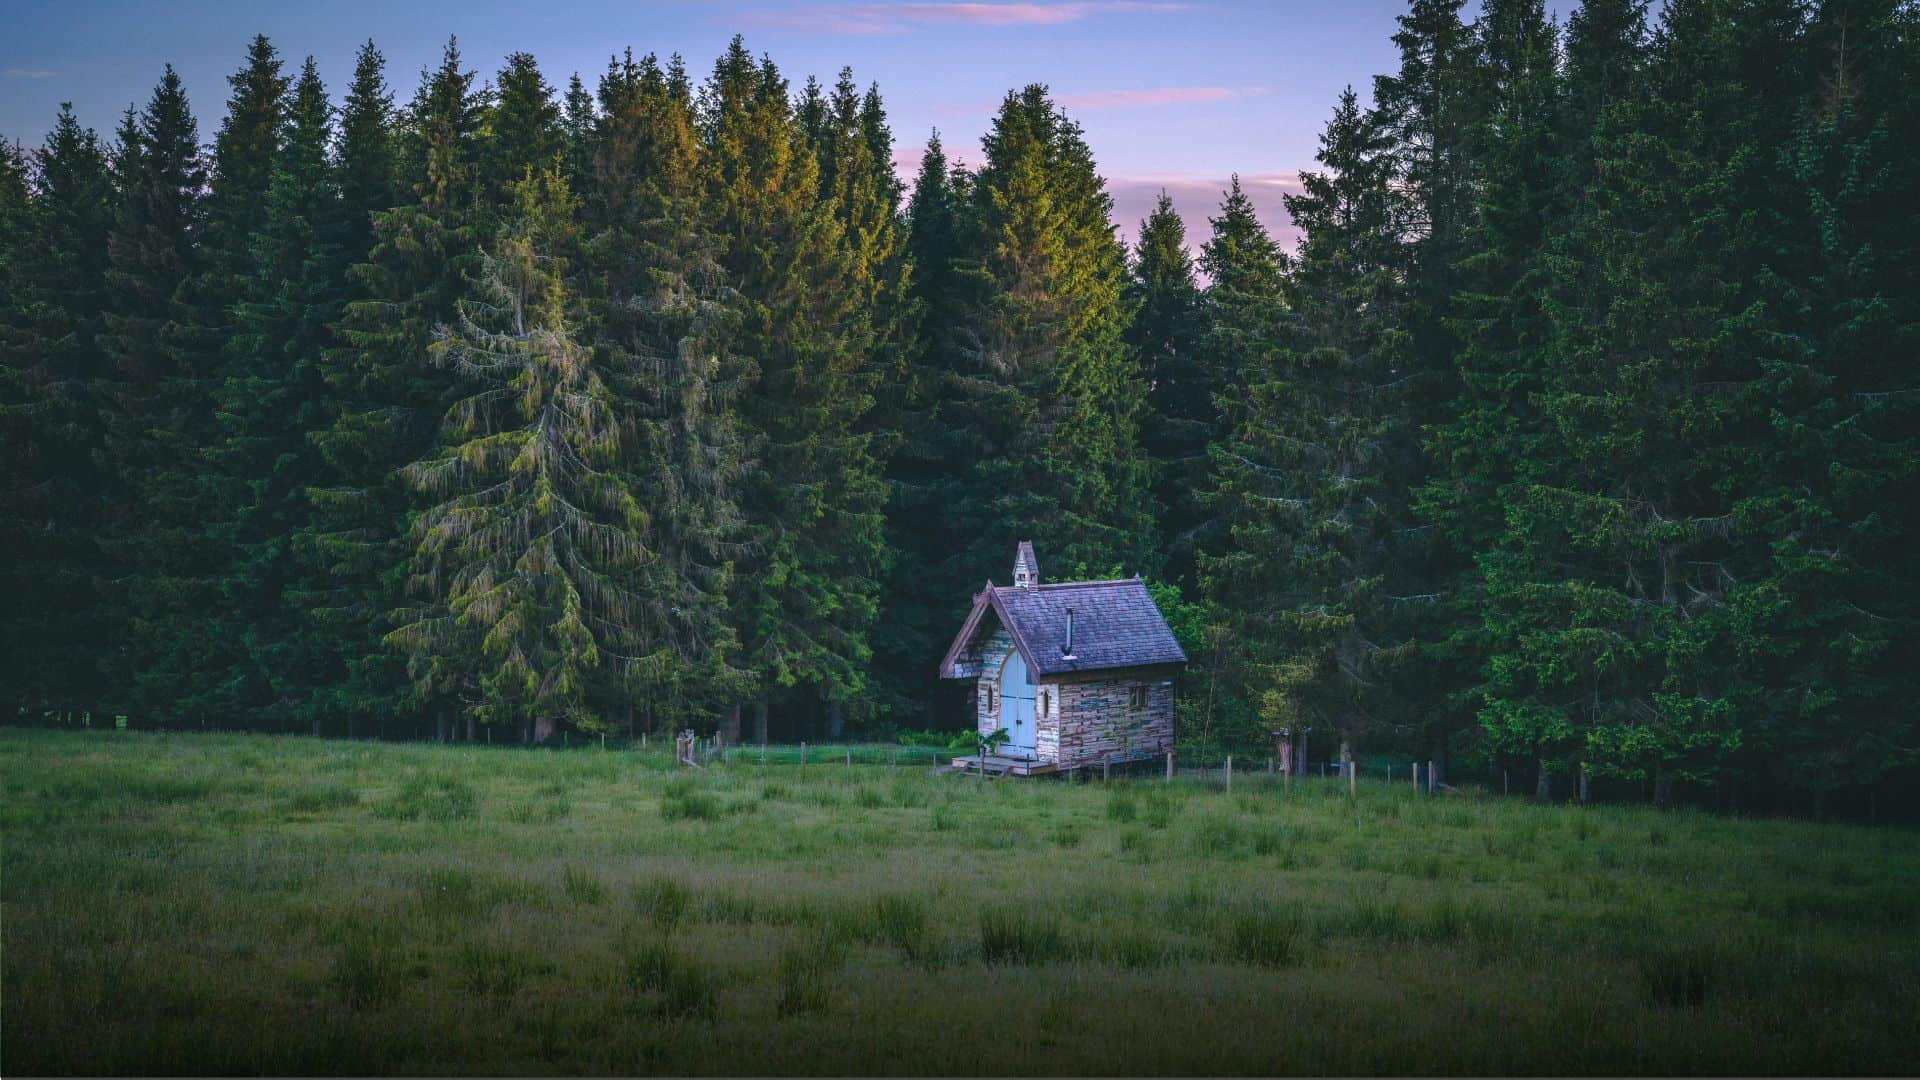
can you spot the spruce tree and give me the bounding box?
[1127,191,1206,584]
[701,42,894,740]
[94,67,208,725]
[1,109,115,720]
[581,49,754,734]
[211,57,349,733]
[869,130,972,726]
[1205,89,1417,770]
[315,37,485,740]
[390,170,664,742]
[943,85,1156,587]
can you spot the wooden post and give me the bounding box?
[1102,757,1111,782]
[1166,749,1174,781]
[1427,760,1436,797]
[800,741,807,774]
[1226,755,1233,794]
[641,731,646,749]
[846,748,851,768]
[1348,754,1356,798]
[1413,761,1420,795]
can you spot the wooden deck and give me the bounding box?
[950,754,1066,777]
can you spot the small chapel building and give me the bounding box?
[939,541,1187,775]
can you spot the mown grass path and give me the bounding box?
[2,729,1915,1075]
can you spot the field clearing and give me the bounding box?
[2,729,1915,1076]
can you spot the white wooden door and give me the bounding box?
[999,649,1036,757]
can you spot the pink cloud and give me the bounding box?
[749,2,1185,34]
[1107,172,1304,270]
[935,85,1264,115]
[1056,86,1265,110]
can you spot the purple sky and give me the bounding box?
[2,1,1436,257]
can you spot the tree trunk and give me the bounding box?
[1535,759,1552,801]
[1430,739,1448,789]
[1292,728,1307,777]
[721,703,742,745]
[1578,766,1590,804]
[1652,764,1674,809]
[435,707,449,744]
[827,699,844,740]
[752,699,769,745]
[312,715,323,739]
[533,714,556,744]
[465,713,475,743]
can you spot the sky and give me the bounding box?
[2,0,1428,255]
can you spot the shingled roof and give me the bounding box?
[939,576,1189,680]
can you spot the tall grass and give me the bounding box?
[2,728,1915,1075]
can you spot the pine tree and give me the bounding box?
[581,49,753,734]
[559,71,597,191]
[483,52,564,216]
[1127,191,1206,584]
[869,130,972,726]
[1205,89,1416,770]
[94,67,209,725]
[210,57,349,733]
[337,40,397,261]
[943,85,1157,588]
[1729,0,1920,806]
[701,41,894,740]
[1,109,115,720]
[390,170,662,742]
[315,37,485,740]
[1415,0,1566,786]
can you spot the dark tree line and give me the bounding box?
[3,0,1915,813]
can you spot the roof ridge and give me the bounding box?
[994,577,1142,592]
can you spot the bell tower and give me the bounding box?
[1013,540,1039,589]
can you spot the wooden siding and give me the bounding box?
[1052,675,1175,769]
[974,628,1014,739]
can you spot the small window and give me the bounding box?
[1129,685,1149,710]
[984,686,995,711]
[1040,691,1050,720]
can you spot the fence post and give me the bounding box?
[1348,755,1357,798]
[1427,760,1436,797]
[1166,749,1174,781]
[846,748,851,768]
[800,741,807,774]
[1226,755,1233,794]
[1412,761,1420,795]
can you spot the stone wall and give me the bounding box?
[1053,676,1175,769]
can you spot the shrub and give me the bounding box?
[1106,790,1137,823]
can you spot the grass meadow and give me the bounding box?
[2,728,1915,1075]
